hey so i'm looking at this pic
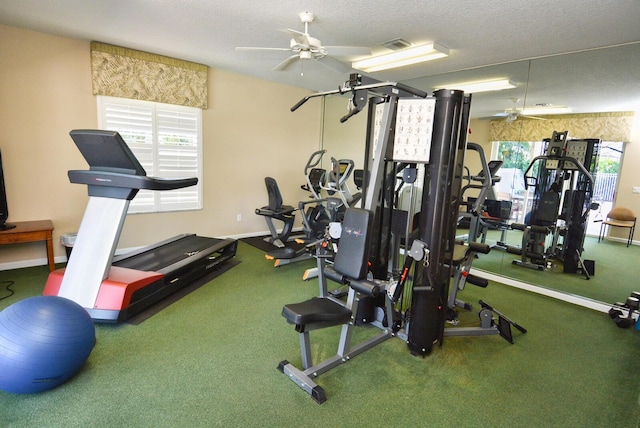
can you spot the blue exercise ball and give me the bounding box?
[0,295,95,394]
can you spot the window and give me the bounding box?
[490,140,545,224]
[97,96,203,213]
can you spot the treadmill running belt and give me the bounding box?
[114,235,224,272]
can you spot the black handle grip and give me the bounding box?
[291,97,309,112]
[466,274,488,288]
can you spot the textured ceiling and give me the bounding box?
[1,0,640,118]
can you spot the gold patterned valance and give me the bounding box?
[488,112,635,142]
[90,42,208,109]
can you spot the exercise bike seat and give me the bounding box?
[282,297,352,332]
[255,177,296,217]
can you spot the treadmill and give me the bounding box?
[44,129,237,322]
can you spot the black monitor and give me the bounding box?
[69,129,146,175]
[0,147,15,230]
[475,160,503,178]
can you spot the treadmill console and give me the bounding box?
[68,130,197,200]
[70,129,146,176]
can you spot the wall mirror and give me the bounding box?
[319,43,640,307]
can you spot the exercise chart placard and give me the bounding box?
[393,98,435,163]
[372,102,386,158]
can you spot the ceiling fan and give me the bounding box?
[493,98,546,121]
[235,12,371,75]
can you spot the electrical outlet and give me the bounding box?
[633,187,640,194]
[236,214,242,221]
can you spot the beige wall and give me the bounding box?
[0,24,321,268]
[1,23,639,269]
[321,94,369,169]
[615,114,640,240]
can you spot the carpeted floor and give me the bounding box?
[1,241,639,427]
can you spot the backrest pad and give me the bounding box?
[265,177,283,211]
[333,208,373,280]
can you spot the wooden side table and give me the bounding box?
[0,220,55,271]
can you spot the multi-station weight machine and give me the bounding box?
[278,74,525,403]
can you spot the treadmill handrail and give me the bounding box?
[69,169,198,191]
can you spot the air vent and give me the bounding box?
[381,38,413,51]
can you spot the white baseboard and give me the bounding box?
[0,256,66,271]
[223,227,304,241]
[0,249,137,271]
[471,268,612,313]
[0,228,302,271]
[600,236,638,246]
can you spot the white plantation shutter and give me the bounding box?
[97,96,202,213]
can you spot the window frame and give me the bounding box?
[97,95,203,214]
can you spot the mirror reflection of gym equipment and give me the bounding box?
[503,131,599,278]
[458,142,512,249]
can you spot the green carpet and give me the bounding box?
[1,241,639,427]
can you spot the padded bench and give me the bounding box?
[282,296,352,333]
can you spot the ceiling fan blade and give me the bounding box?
[316,55,352,74]
[235,47,291,52]
[324,46,371,57]
[286,29,311,46]
[274,55,299,71]
[283,28,305,37]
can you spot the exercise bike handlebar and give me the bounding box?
[462,142,492,214]
[304,150,326,173]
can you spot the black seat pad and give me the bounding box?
[282,297,352,327]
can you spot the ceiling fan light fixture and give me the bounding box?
[437,78,517,93]
[352,42,449,72]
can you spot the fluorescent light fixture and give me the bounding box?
[437,79,517,93]
[352,42,449,72]
[520,106,572,115]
